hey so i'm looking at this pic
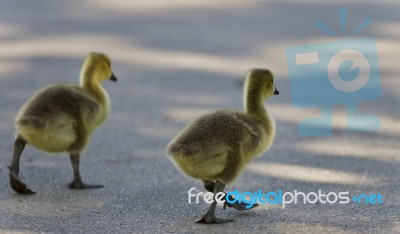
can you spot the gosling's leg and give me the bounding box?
[204,182,258,211]
[195,181,233,224]
[8,137,35,194]
[68,154,104,189]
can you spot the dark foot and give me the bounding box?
[8,169,35,195]
[68,180,104,189]
[224,201,259,211]
[224,194,259,211]
[68,154,103,190]
[195,212,234,224]
[203,183,259,211]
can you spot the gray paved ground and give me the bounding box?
[0,1,399,233]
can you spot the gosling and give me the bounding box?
[166,69,279,224]
[9,52,117,194]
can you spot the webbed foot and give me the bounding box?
[195,212,233,224]
[8,169,35,194]
[224,199,259,211]
[68,153,104,190]
[68,180,104,189]
[223,194,259,210]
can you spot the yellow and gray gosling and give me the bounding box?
[166,68,279,223]
[9,52,117,194]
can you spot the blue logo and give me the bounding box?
[286,7,382,136]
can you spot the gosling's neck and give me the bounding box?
[244,82,274,133]
[244,80,268,118]
[80,68,110,111]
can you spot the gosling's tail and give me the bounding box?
[17,117,46,129]
[167,143,196,156]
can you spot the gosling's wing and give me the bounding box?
[69,86,100,113]
[234,112,264,149]
[67,86,101,125]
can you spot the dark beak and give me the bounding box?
[110,73,117,82]
[274,87,279,95]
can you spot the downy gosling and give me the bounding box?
[9,52,117,194]
[167,69,279,224]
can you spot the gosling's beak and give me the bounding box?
[274,87,279,95]
[110,73,117,82]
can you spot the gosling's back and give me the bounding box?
[169,110,265,155]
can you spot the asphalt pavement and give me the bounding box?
[0,1,399,233]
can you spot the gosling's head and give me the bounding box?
[81,52,117,83]
[245,68,279,99]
